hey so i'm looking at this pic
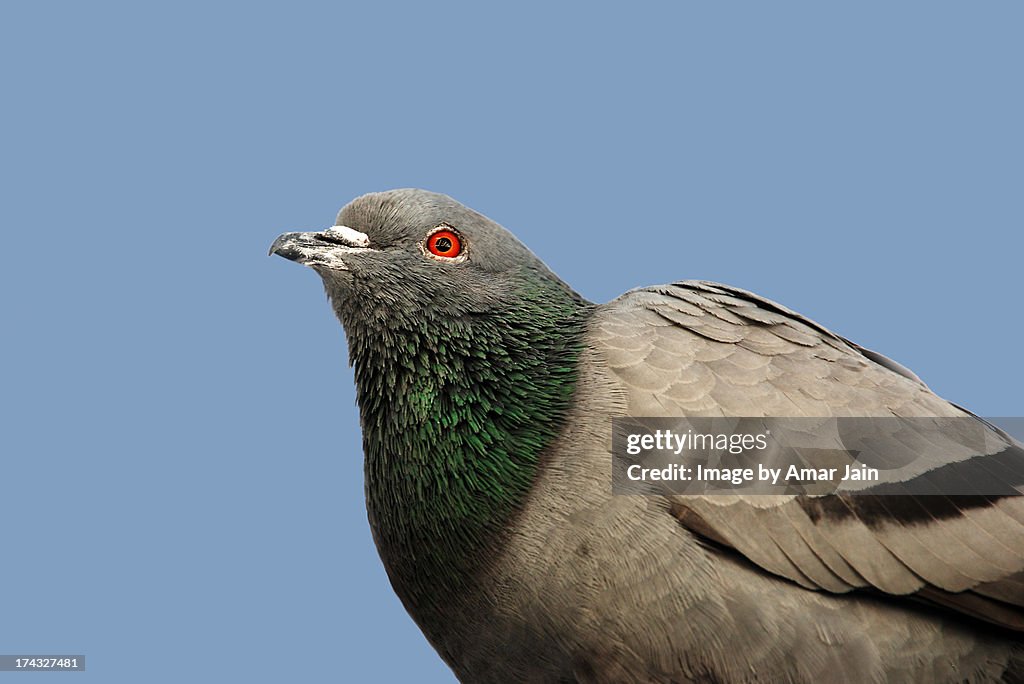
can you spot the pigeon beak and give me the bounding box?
[269,225,373,271]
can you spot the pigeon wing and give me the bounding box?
[592,280,1024,630]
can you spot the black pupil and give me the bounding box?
[434,236,453,253]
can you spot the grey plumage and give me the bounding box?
[271,189,1023,683]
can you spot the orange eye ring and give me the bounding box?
[426,229,462,258]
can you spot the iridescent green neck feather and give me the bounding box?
[341,271,591,602]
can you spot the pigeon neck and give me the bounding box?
[345,276,591,601]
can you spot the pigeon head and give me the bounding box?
[270,188,581,331]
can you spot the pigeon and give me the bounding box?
[270,189,1024,683]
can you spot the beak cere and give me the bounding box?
[269,225,372,271]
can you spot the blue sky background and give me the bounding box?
[1,3,1021,682]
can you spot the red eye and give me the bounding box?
[427,229,462,258]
